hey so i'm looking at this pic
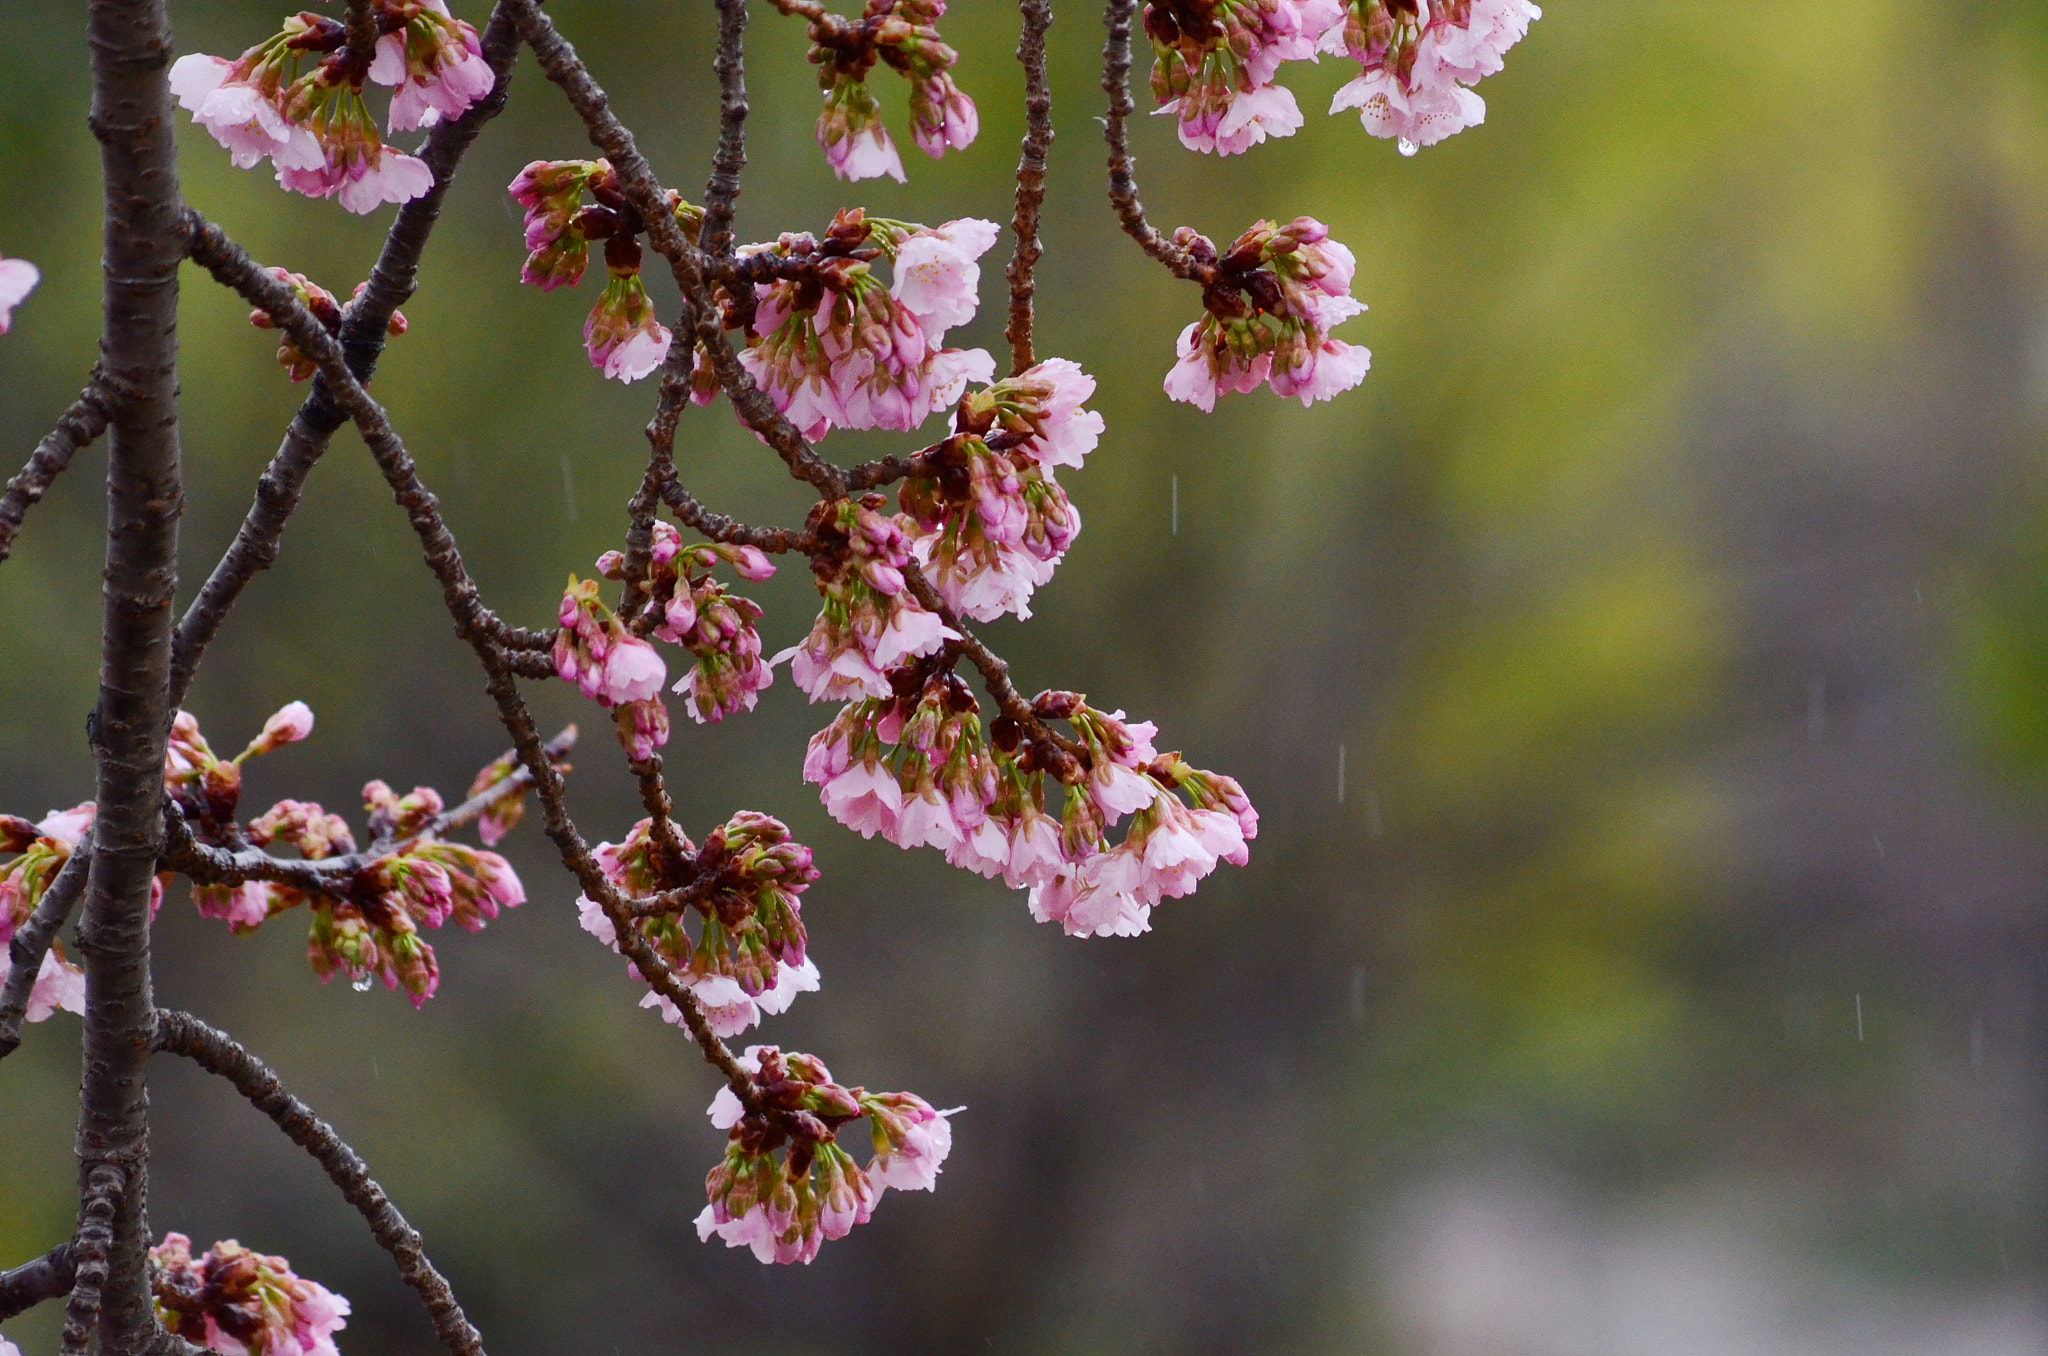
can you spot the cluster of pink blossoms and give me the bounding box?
[151,1233,349,1356]
[697,1046,956,1264]
[1146,0,1344,154]
[800,0,977,183]
[803,680,1257,938]
[724,210,998,440]
[509,158,694,383]
[171,1,494,214]
[1323,0,1542,151]
[1142,0,1537,156]
[0,804,101,1024]
[1164,216,1371,410]
[899,358,1101,621]
[0,255,37,334]
[554,527,777,761]
[576,813,821,1039]
[775,496,958,702]
[245,268,408,381]
[162,704,525,1007]
[595,522,778,727]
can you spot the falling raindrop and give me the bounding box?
[1397,137,1419,157]
[561,453,578,523]
[1855,993,1864,1043]
[1337,743,1346,803]
[351,975,373,993]
[1171,474,1179,536]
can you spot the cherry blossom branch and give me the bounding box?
[617,371,689,625]
[1005,0,1055,374]
[170,2,524,709]
[0,378,111,566]
[653,469,813,553]
[0,843,93,1058]
[507,0,851,502]
[899,563,1085,761]
[180,206,768,1118]
[701,0,751,257]
[58,1165,123,1356]
[1100,0,1211,282]
[151,1010,488,1356]
[0,1243,75,1322]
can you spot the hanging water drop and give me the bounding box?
[351,975,373,993]
[1397,138,1419,158]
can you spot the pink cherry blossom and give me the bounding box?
[822,119,906,184]
[890,218,1001,339]
[369,0,494,133]
[242,699,314,758]
[583,271,672,383]
[820,761,905,840]
[17,949,86,1023]
[909,72,979,159]
[862,1092,957,1192]
[0,257,40,334]
[168,53,322,174]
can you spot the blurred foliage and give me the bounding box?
[3,1,2048,1352]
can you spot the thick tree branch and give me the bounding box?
[1101,0,1209,281]
[80,0,186,1347]
[0,843,93,1058]
[152,1010,486,1356]
[702,0,751,256]
[169,2,525,710]
[59,1166,123,1356]
[0,379,112,566]
[0,1243,75,1323]
[1006,0,1055,374]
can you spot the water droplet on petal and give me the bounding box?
[351,975,373,992]
[1397,138,1419,158]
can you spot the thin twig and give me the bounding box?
[152,1010,487,1356]
[1101,0,1209,280]
[654,470,813,553]
[618,371,690,625]
[0,379,111,566]
[702,0,751,256]
[0,1242,75,1322]
[0,844,94,1058]
[170,2,525,710]
[1006,0,1055,374]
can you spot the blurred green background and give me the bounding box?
[5,1,2048,1351]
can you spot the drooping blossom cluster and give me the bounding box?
[720,210,997,440]
[1164,216,1371,410]
[784,0,978,183]
[804,682,1256,937]
[592,522,778,727]
[1140,0,1538,156]
[0,255,37,334]
[1144,0,1343,155]
[169,1,495,214]
[245,269,408,382]
[576,813,821,1038]
[697,1046,956,1263]
[1322,0,1542,152]
[775,495,958,702]
[161,705,526,1008]
[507,158,700,382]
[0,805,99,1024]
[151,1232,350,1356]
[897,358,1102,621]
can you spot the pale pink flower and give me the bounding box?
[584,272,672,383]
[36,804,94,851]
[1330,64,1485,148]
[168,53,322,173]
[600,635,668,706]
[863,1092,957,1192]
[0,257,41,334]
[820,762,904,840]
[1001,358,1104,470]
[193,880,278,932]
[890,218,1000,339]
[823,121,906,184]
[20,949,86,1023]
[281,148,437,215]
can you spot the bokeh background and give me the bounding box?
[5,1,2048,1351]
